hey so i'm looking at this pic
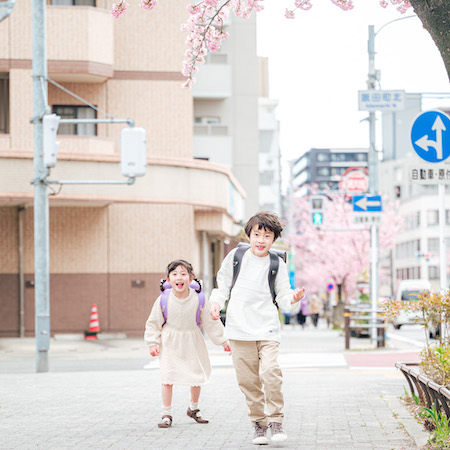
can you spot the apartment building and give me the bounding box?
[0,0,245,337]
[291,147,369,196]
[192,13,259,218]
[258,57,281,215]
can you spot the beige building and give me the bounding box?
[192,13,259,218]
[0,0,245,337]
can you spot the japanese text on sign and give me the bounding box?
[358,90,405,112]
[353,214,382,225]
[409,167,450,185]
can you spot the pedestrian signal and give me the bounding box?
[309,195,325,227]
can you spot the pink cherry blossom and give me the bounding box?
[285,9,295,19]
[140,0,158,11]
[110,0,413,85]
[110,0,128,19]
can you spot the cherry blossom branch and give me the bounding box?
[111,0,412,85]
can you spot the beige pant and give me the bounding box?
[230,339,284,426]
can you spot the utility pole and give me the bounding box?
[367,25,379,343]
[32,0,50,372]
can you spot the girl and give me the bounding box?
[144,259,231,428]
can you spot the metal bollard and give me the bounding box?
[344,307,350,350]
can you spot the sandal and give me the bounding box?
[187,407,209,424]
[158,415,172,428]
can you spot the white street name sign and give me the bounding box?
[358,90,405,112]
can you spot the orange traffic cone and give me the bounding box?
[84,303,100,340]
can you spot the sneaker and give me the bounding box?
[269,422,287,442]
[252,422,269,445]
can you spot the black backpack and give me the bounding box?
[230,242,287,308]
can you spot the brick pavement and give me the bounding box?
[0,322,429,449]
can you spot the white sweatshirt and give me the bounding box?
[209,248,295,343]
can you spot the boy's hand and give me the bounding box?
[291,287,306,304]
[223,343,232,355]
[149,345,159,357]
[210,302,221,320]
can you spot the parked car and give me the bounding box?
[391,279,431,329]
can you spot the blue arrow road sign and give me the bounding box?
[411,110,450,163]
[353,195,382,212]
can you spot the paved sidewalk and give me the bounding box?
[0,322,429,449]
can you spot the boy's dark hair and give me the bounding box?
[244,211,283,240]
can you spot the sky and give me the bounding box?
[256,1,450,165]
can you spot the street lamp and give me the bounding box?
[366,16,414,343]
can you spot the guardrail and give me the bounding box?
[396,362,450,417]
[344,306,387,350]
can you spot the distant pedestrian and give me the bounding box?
[144,259,231,428]
[209,211,306,445]
[296,295,309,328]
[309,292,324,327]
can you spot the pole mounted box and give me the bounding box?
[43,114,61,168]
[120,127,147,177]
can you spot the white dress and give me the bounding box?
[144,288,227,386]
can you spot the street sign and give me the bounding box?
[353,214,382,225]
[358,90,405,111]
[409,164,450,185]
[352,195,382,212]
[339,167,369,196]
[411,110,450,163]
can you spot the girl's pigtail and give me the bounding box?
[160,278,166,292]
[194,278,202,293]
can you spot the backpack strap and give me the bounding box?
[160,289,169,327]
[268,251,279,308]
[230,244,280,309]
[196,291,205,328]
[160,279,204,328]
[231,245,249,291]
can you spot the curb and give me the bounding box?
[385,394,430,448]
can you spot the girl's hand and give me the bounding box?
[149,345,160,357]
[210,302,221,320]
[291,287,306,304]
[223,343,232,355]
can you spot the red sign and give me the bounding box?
[339,167,369,196]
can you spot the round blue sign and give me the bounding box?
[327,283,334,291]
[411,110,450,163]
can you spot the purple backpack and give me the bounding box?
[160,279,205,328]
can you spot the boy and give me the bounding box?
[210,211,305,445]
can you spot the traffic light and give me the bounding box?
[309,195,325,226]
[43,114,61,168]
[120,127,147,177]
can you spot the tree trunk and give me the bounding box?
[332,283,345,328]
[411,0,450,81]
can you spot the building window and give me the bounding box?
[316,152,329,162]
[51,0,96,5]
[194,116,220,125]
[259,130,273,153]
[260,170,274,185]
[330,167,346,177]
[396,267,421,281]
[427,210,439,226]
[428,238,439,253]
[395,240,420,259]
[429,266,439,280]
[355,153,368,161]
[0,74,9,134]
[316,167,330,177]
[404,212,420,230]
[52,105,97,136]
